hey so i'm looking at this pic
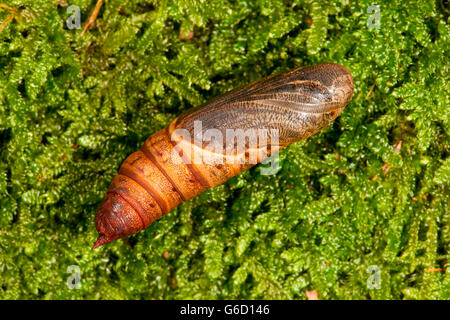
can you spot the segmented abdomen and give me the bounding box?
[94,128,245,248]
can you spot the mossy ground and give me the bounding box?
[0,0,448,299]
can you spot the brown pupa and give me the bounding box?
[93,63,354,248]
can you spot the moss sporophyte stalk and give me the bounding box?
[0,0,448,299]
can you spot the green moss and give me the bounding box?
[0,0,448,299]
